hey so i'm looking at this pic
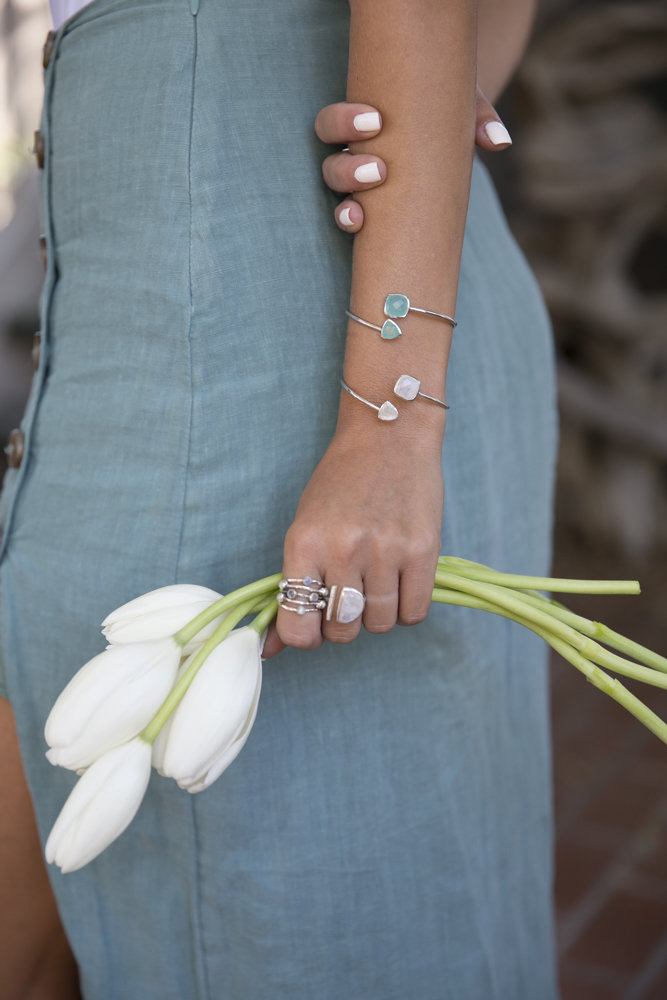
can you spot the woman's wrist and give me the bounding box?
[334,384,447,456]
[339,305,452,442]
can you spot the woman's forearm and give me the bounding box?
[340,0,477,443]
[277,1,478,649]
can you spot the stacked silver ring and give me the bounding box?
[277,577,329,615]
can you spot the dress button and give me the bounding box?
[39,234,47,271]
[34,129,45,169]
[5,429,25,470]
[43,30,56,70]
[32,332,42,371]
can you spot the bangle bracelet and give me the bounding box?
[394,374,450,410]
[385,293,456,327]
[346,293,456,341]
[346,310,402,341]
[340,379,398,421]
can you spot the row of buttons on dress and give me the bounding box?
[3,32,56,473]
[32,32,55,170]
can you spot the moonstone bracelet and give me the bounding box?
[394,374,449,410]
[340,379,398,421]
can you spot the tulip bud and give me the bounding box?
[102,584,224,645]
[46,737,152,873]
[45,638,181,772]
[158,627,262,792]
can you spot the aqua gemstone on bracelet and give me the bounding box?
[380,319,402,340]
[384,293,410,318]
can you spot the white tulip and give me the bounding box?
[158,627,262,792]
[175,673,261,793]
[45,638,181,771]
[46,737,152,873]
[102,584,224,645]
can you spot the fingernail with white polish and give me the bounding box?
[484,121,512,146]
[354,162,382,183]
[353,111,381,133]
[339,207,354,227]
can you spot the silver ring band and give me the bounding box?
[278,577,329,615]
[280,577,327,590]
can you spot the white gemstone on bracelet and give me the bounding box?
[340,379,398,421]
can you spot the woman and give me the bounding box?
[0,0,557,996]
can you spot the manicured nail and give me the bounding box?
[354,162,382,183]
[353,111,381,133]
[339,207,354,227]
[484,121,512,146]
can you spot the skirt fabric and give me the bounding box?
[0,1,559,997]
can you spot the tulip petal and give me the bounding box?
[102,585,222,627]
[45,639,181,771]
[179,665,262,793]
[161,628,262,783]
[103,605,226,645]
[46,738,152,872]
[45,648,118,748]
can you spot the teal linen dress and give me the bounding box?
[0,1,559,997]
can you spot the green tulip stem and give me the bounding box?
[159,560,665,744]
[250,598,279,637]
[438,559,667,673]
[511,612,667,745]
[505,589,667,675]
[430,587,667,691]
[173,573,282,647]
[431,588,667,743]
[435,568,580,640]
[546,640,667,745]
[434,569,667,689]
[438,555,640,596]
[142,597,258,744]
[248,595,274,614]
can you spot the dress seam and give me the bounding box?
[172,14,196,593]
[174,13,210,1000]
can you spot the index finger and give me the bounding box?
[314,102,382,145]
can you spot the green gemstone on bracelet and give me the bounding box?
[384,293,410,318]
[380,319,402,340]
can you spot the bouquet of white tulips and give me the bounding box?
[44,557,667,873]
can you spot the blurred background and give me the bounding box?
[0,0,665,996]
[492,8,667,996]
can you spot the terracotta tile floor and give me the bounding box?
[550,576,667,1000]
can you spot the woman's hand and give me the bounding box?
[270,419,444,655]
[316,89,511,233]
